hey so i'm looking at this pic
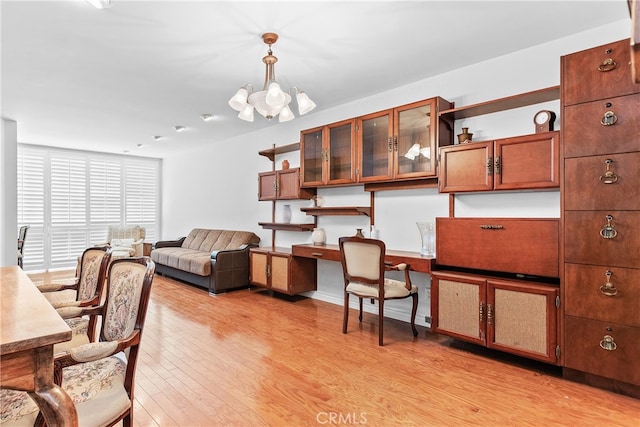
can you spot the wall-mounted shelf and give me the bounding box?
[300,206,371,217]
[258,222,316,232]
[438,86,560,121]
[258,142,300,161]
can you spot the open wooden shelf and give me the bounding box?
[438,86,560,121]
[258,142,300,161]
[258,222,316,232]
[300,206,371,217]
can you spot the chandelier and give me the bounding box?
[228,33,316,123]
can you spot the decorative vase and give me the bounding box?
[282,204,292,224]
[355,228,364,238]
[312,195,324,207]
[457,127,473,144]
[416,221,436,256]
[281,159,290,170]
[311,228,326,246]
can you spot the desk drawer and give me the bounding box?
[436,218,559,278]
[291,244,341,262]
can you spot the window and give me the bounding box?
[17,145,161,271]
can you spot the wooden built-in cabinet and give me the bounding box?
[250,247,317,295]
[357,97,453,183]
[258,168,314,201]
[561,38,640,395]
[300,119,356,187]
[257,143,315,233]
[438,132,559,193]
[431,271,559,364]
[300,96,453,188]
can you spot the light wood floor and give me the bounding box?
[32,271,640,426]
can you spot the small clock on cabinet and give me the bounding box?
[534,110,556,133]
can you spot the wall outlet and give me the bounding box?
[425,315,431,323]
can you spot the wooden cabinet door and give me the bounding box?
[394,99,437,180]
[250,250,268,287]
[258,172,277,201]
[269,253,290,293]
[431,272,486,346]
[487,279,559,364]
[357,110,393,182]
[493,132,559,190]
[327,119,356,185]
[277,169,301,200]
[301,126,325,187]
[438,141,493,192]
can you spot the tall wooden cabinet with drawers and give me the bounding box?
[561,38,640,396]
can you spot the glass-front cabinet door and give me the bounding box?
[301,126,325,187]
[394,99,437,180]
[357,110,393,182]
[327,119,356,185]
[301,120,355,187]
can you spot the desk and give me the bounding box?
[1,266,78,427]
[292,243,436,274]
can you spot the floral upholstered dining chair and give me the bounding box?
[1,257,156,427]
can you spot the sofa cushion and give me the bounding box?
[152,247,212,276]
[182,229,260,252]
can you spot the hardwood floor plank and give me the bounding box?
[31,270,640,426]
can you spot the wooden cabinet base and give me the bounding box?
[563,368,640,399]
[250,248,317,296]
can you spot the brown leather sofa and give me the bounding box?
[151,228,260,294]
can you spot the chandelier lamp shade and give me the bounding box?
[228,33,316,123]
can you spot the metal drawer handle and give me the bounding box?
[311,252,324,257]
[599,159,618,184]
[480,225,504,230]
[599,270,618,297]
[600,111,618,126]
[600,215,617,239]
[599,335,617,351]
[597,58,617,72]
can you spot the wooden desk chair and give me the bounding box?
[17,225,29,268]
[339,236,419,346]
[1,257,156,427]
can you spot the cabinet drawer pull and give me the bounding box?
[479,303,485,323]
[487,304,494,325]
[599,270,619,296]
[486,156,493,176]
[600,110,618,126]
[599,215,617,239]
[597,57,617,72]
[599,159,618,184]
[480,225,504,230]
[599,335,617,351]
[311,252,324,257]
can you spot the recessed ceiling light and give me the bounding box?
[200,114,214,122]
[152,136,163,141]
[137,144,144,148]
[173,125,186,132]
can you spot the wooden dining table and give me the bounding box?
[1,266,78,426]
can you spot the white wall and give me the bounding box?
[161,21,630,326]
[1,119,18,267]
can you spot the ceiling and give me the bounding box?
[1,1,631,158]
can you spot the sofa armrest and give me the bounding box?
[209,244,258,294]
[154,237,186,249]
